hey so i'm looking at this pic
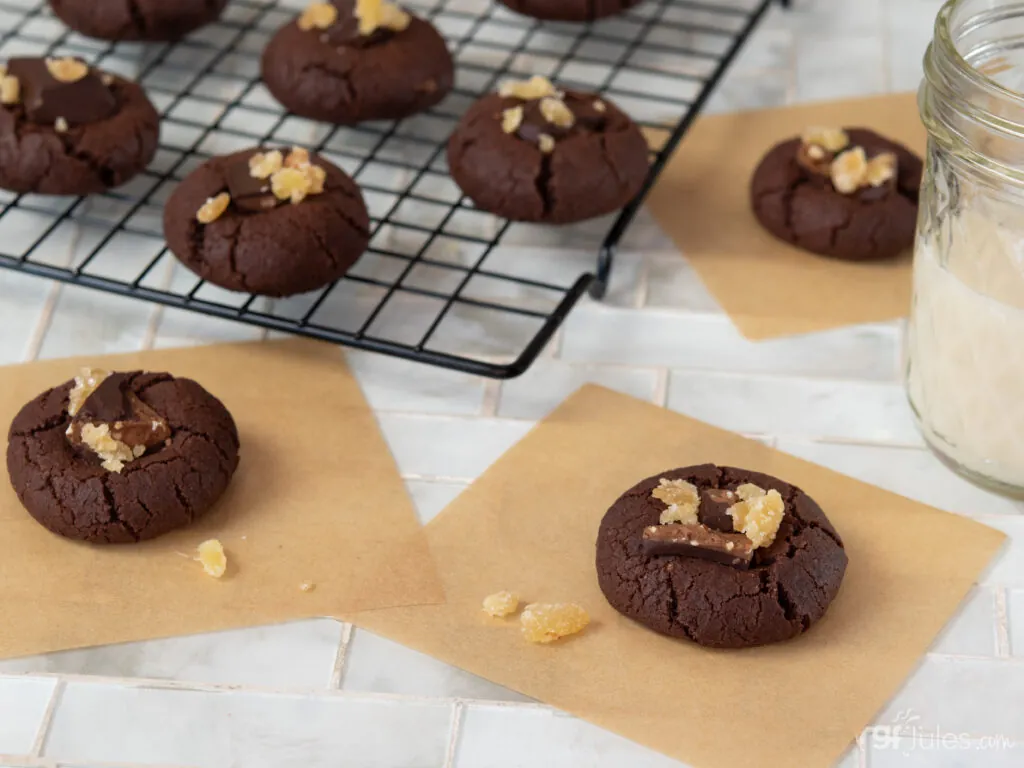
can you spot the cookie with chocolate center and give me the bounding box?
[596,464,848,648]
[750,127,923,261]
[7,369,240,544]
[261,0,454,124]
[163,146,370,297]
[0,57,159,195]
[447,77,650,224]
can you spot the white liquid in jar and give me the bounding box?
[907,210,1024,490]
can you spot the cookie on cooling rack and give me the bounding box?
[49,0,229,41]
[596,464,848,649]
[447,76,649,224]
[163,146,370,297]
[261,0,454,124]
[498,0,644,21]
[750,126,923,261]
[7,368,239,543]
[0,56,159,196]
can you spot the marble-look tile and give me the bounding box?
[0,270,50,364]
[978,518,1024,589]
[930,588,1000,658]
[376,414,533,480]
[1009,590,1024,657]
[346,349,487,415]
[404,479,467,525]
[0,621,343,689]
[884,0,944,91]
[0,676,54,754]
[642,252,723,313]
[37,286,152,360]
[770,0,882,36]
[45,683,452,767]
[875,656,1024,741]
[866,735,1023,766]
[775,439,1024,518]
[455,705,684,768]
[560,307,901,381]
[668,371,922,445]
[343,630,530,703]
[796,33,886,101]
[706,73,790,115]
[152,306,264,349]
[496,360,659,420]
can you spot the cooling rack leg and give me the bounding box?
[590,244,616,300]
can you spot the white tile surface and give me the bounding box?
[377,414,533,480]
[0,3,1016,767]
[455,705,684,768]
[497,360,659,419]
[343,630,530,703]
[775,439,1024,518]
[876,656,1024,740]
[668,371,921,445]
[0,621,344,689]
[0,676,56,755]
[45,684,453,767]
[1010,591,1024,658]
[561,306,901,381]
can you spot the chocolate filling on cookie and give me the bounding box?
[3,57,116,127]
[195,147,329,223]
[65,369,171,473]
[497,76,610,154]
[298,0,410,48]
[644,477,785,570]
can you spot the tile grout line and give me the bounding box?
[652,368,669,407]
[30,679,65,758]
[856,731,868,768]
[995,588,1012,658]
[22,282,62,363]
[330,622,355,688]
[480,379,502,417]
[442,701,465,768]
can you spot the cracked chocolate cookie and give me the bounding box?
[750,126,923,261]
[7,368,240,544]
[261,0,454,124]
[163,146,370,297]
[497,0,643,21]
[447,76,649,224]
[0,56,159,196]
[596,464,847,649]
[49,0,229,41]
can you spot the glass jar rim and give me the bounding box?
[934,0,1024,112]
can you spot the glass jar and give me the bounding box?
[907,0,1024,497]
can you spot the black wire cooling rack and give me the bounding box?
[0,0,779,378]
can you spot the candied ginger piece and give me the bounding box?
[520,602,589,643]
[482,590,520,617]
[728,485,785,549]
[652,478,699,525]
[196,539,227,578]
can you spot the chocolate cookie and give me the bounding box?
[163,146,370,297]
[261,0,454,124]
[7,369,240,544]
[49,0,229,41]
[448,76,649,224]
[750,127,923,261]
[596,464,848,649]
[0,57,159,195]
[498,0,643,21]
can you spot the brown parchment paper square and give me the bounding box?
[645,92,925,340]
[346,385,1005,768]
[0,339,442,659]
